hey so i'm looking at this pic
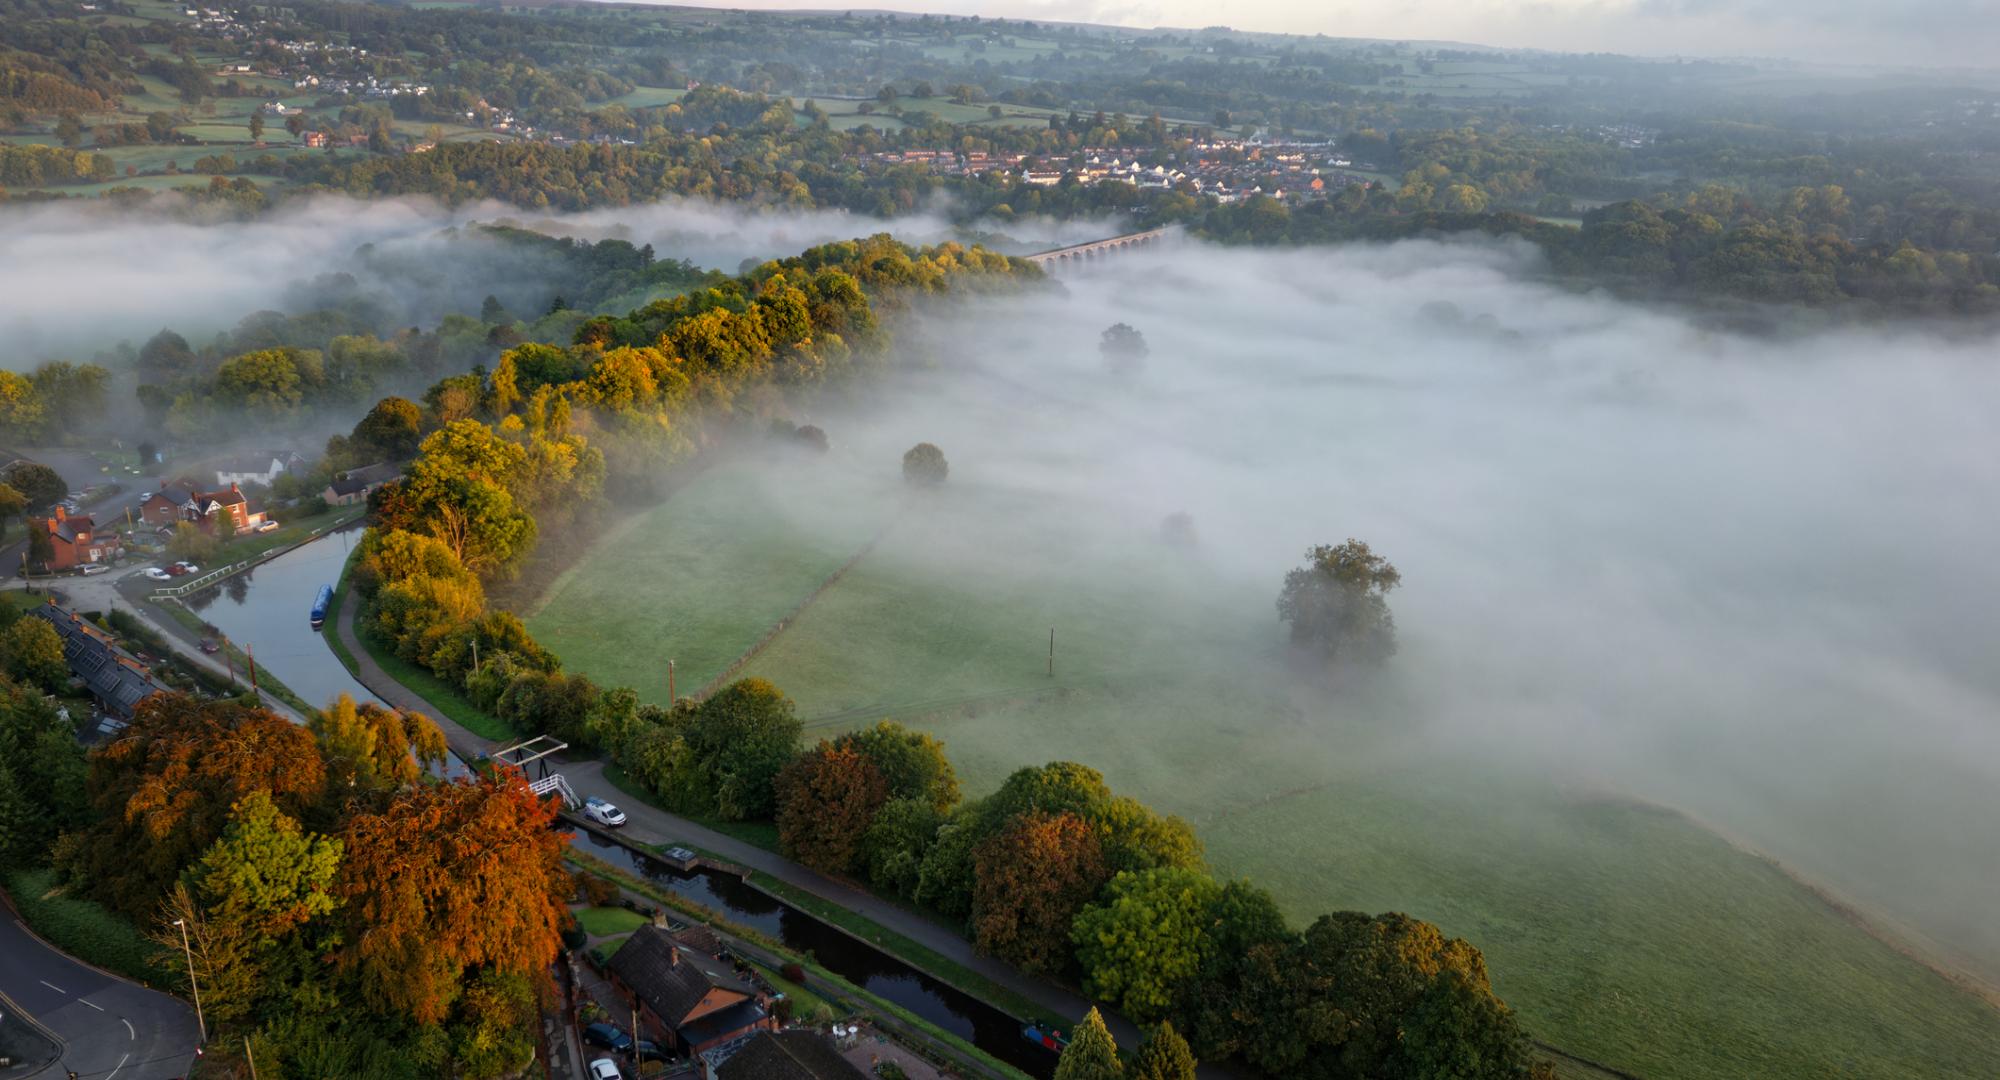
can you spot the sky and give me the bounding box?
[658,0,2000,69]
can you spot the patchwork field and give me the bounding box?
[535,448,2000,1080]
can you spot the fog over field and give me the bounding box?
[800,237,2000,983]
[0,195,1116,360]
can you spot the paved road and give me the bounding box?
[0,898,200,1080]
[331,587,1234,1076]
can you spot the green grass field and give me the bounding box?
[574,905,649,937]
[536,452,2000,1080]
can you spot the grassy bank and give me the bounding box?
[3,869,176,986]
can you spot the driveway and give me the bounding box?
[0,898,201,1080]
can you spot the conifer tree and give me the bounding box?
[1053,1007,1123,1080]
[1130,1020,1197,1080]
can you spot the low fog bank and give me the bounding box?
[817,239,2000,980]
[0,193,1115,361]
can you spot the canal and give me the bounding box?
[182,525,374,713]
[576,832,1061,1078]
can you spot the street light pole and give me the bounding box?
[171,917,206,1044]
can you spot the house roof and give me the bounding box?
[676,998,768,1049]
[48,512,96,544]
[196,486,247,508]
[714,1031,865,1080]
[329,462,401,497]
[606,925,756,1026]
[28,605,166,719]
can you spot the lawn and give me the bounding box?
[529,456,896,700]
[539,452,2000,1080]
[574,905,649,937]
[3,869,176,986]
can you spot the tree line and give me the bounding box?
[339,232,1546,1079]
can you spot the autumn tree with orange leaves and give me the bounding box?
[774,741,890,875]
[336,769,571,1025]
[971,810,1110,974]
[61,694,326,916]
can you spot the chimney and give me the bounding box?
[53,505,66,522]
[231,482,240,494]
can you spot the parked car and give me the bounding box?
[256,519,280,532]
[199,639,221,655]
[587,1060,624,1080]
[582,796,627,827]
[164,564,188,577]
[145,567,173,581]
[633,1040,671,1063]
[173,562,199,574]
[77,563,110,575]
[581,1023,632,1053]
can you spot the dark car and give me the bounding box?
[634,1040,672,1063]
[582,1023,632,1053]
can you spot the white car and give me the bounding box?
[582,797,627,827]
[256,519,280,532]
[145,567,173,581]
[78,563,110,576]
[588,1059,624,1080]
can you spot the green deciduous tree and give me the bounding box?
[1071,868,1219,1020]
[832,720,959,811]
[1276,539,1402,668]
[688,678,802,820]
[902,441,948,486]
[1,617,68,693]
[1,461,67,511]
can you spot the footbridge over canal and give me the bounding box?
[1025,227,1172,270]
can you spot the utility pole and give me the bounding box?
[1048,627,1055,677]
[668,659,675,703]
[172,917,206,1045]
[248,644,258,693]
[470,637,479,676]
[243,1035,259,1080]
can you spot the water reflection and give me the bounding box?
[185,525,372,713]
[575,832,1058,1077]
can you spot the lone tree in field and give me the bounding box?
[903,442,949,486]
[1100,322,1149,375]
[1276,539,1402,667]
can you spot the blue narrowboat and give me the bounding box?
[310,584,334,630]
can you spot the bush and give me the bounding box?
[901,442,948,486]
[781,962,805,983]
[580,873,620,907]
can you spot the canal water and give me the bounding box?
[576,832,1061,1078]
[182,525,373,714]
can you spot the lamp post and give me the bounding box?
[171,917,206,1044]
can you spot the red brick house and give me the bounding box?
[34,507,121,571]
[605,925,775,1056]
[141,484,263,535]
[139,485,198,528]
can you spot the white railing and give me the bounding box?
[529,773,580,809]
[150,561,244,598]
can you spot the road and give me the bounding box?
[331,587,1234,1076]
[0,897,200,1080]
